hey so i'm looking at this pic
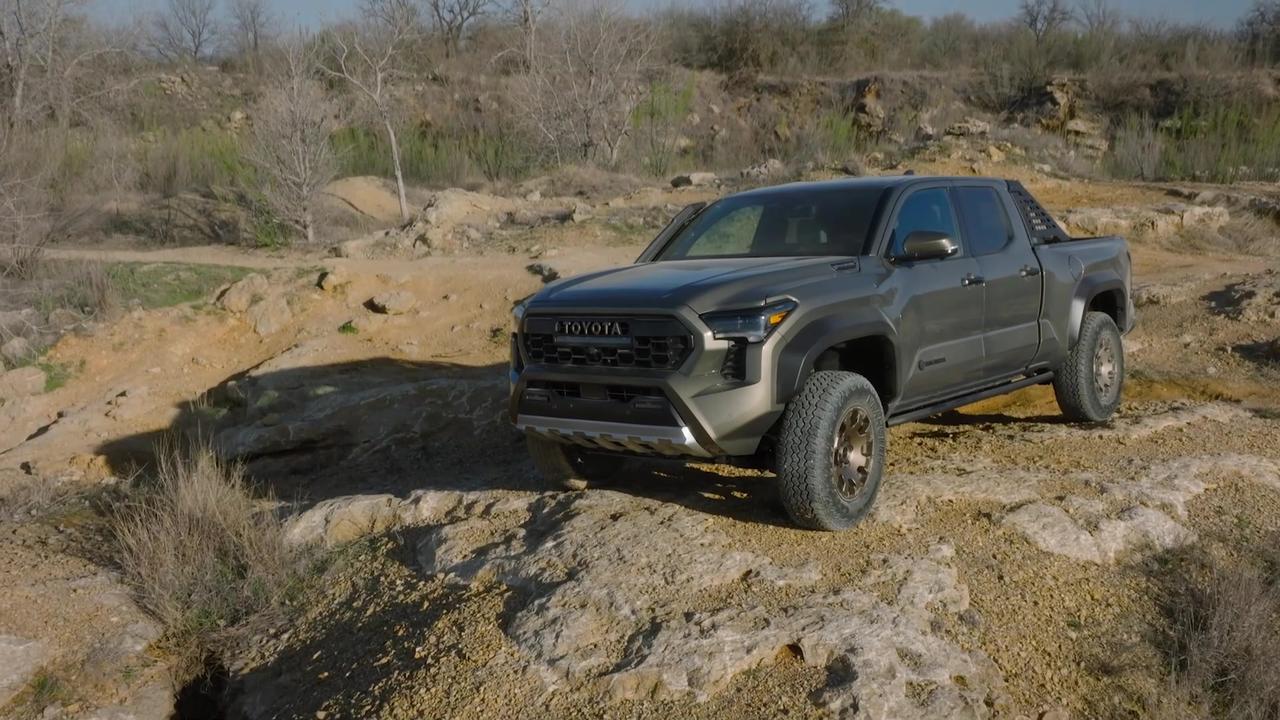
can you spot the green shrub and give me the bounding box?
[138,128,253,197]
[632,78,695,177]
[1106,103,1280,183]
[332,126,472,187]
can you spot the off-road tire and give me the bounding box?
[526,435,623,490]
[1054,311,1124,422]
[777,371,887,531]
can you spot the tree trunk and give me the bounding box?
[304,207,316,244]
[383,114,410,222]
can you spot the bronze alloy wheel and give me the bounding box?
[832,406,874,501]
[1093,331,1119,403]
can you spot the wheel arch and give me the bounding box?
[775,317,899,408]
[1069,275,1127,346]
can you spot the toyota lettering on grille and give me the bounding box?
[554,319,626,337]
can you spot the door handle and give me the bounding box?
[1019,265,1042,277]
[961,273,985,287]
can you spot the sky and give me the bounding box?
[96,0,1260,30]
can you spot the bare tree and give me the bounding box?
[230,0,276,66]
[507,0,550,68]
[514,0,653,166]
[829,0,882,29]
[0,0,82,126]
[151,0,219,62]
[1240,0,1280,66]
[320,0,417,222]
[1077,0,1120,35]
[0,123,48,280]
[245,39,338,244]
[1019,0,1072,44]
[423,0,490,57]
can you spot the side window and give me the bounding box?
[889,188,960,257]
[955,187,1015,257]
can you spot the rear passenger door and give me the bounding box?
[954,185,1043,378]
[887,186,986,405]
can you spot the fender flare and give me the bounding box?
[774,312,898,405]
[1068,274,1126,346]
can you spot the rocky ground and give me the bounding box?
[1,153,1279,719]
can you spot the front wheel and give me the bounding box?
[1053,311,1125,422]
[777,371,887,531]
[526,435,624,490]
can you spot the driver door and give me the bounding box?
[887,186,987,405]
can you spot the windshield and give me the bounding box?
[656,187,888,260]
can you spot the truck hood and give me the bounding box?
[527,257,853,314]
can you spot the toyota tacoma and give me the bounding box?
[509,176,1133,530]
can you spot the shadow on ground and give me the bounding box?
[94,357,789,526]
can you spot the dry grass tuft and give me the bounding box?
[1153,538,1280,719]
[111,442,315,681]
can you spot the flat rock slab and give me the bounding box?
[0,634,50,705]
[414,491,1005,715]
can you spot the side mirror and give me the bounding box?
[899,231,958,261]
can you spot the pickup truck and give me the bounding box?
[509,176,1134,530]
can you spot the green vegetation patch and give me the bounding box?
[106,263,252,310]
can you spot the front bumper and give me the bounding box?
[508,305,786,458]
[517,415,711,457]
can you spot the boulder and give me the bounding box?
[0,308,39,339]
[318,268,351,292]
[740,158,784,180]
[0,366,46,402]
[47,308,84,331]
[246,298,292,336]
[670,172,718,188]
[218,273,270,314]
[1,336,35,365]
[367,290,417,315]
[526,263,561,283]
[915,123,937,142]
[945,118,990,137]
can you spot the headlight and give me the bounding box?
[700,300,797,343]
[511,298,528,333]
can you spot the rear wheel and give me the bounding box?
[1053,311,1125,422]
[777,371,887,531]
[526,435,623,490]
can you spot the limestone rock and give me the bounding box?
[0,308,39,338]
[946,118,990,137]
[740,158,784,180]
[367,290,417,315]
[246,298,292,336]
[214,377,505,467]
[670,172,718,188]
[219,273,270,314]
[1,336,35,365]
[0,635,50,705]
[0,366,47,402]
[318,268,351,292]
[526,263,561,283]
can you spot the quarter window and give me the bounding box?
[955,187,1015,256]
[889,188,960,257]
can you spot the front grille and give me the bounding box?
[606,385,663,402]
[522,315,692,371]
